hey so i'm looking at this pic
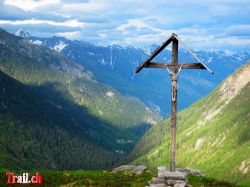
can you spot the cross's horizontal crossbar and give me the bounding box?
[145,62,206,69]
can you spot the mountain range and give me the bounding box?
[17,30,250,116]
[1,28,249,186]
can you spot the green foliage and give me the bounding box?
[0,28,160,170]
[188,174,237,187]
[127,62,250,186]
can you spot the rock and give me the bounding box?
[134,165,147,174]
[167,179,187,186]
[177,168,204,176]
[150,184,167,187]
[111,165,135,173]
[188,168,204,176]
[157,166,167,179]
[148,167,190,187]
[112,165,147,175]
[174,183,186,187]
[165,171,187,180]
[150,177,167,184]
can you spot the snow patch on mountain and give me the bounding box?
[143,47,151,55]
[15,29,30,37]
[52,41,68,52]
[208,57,213,63]
[30,40,42,46]
[0,40,6,45]
[99,58,107,65]
[88,52,95,55]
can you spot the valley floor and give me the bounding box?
[0,169,239,187]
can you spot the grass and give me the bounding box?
[188,175,237,187]
[0,169,239,187]
[130,82,250,187]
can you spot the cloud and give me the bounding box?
[59,2,107,16]
[61,0,89,3]
[0,0,249,51]
[0,19,85,27]
[0,3,67,21]
[55,31,80,39]
[4,0,60,11]
[226,24,250,37]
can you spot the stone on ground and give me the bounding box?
[165,171,187,180]
[148,166,189,187]
[112,165,147,175]
[134,165,147,174]
[157,166,167,179]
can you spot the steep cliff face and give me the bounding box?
[126,61,250,186]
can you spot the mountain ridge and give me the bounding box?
[23,32,250,116]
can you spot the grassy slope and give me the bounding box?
[0,169,237,187]
[126,62,250,186]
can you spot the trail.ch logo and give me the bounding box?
[6,172,42,184]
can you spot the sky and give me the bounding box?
[0,0,250,51]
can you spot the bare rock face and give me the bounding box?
[219,62,250,103]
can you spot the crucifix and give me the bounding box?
[135,33,213,172]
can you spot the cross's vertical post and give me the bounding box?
[170,36,178,172]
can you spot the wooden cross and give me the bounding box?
[135,33,213,172]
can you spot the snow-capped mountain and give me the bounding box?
[15,29,31,38]
[24,34,250,116]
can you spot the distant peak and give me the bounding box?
[15,29,30,38]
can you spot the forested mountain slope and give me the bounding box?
[0,71,117,170]
[0,28,160,170]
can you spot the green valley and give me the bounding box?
[0,28,249,186]
[0,28,160,170]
